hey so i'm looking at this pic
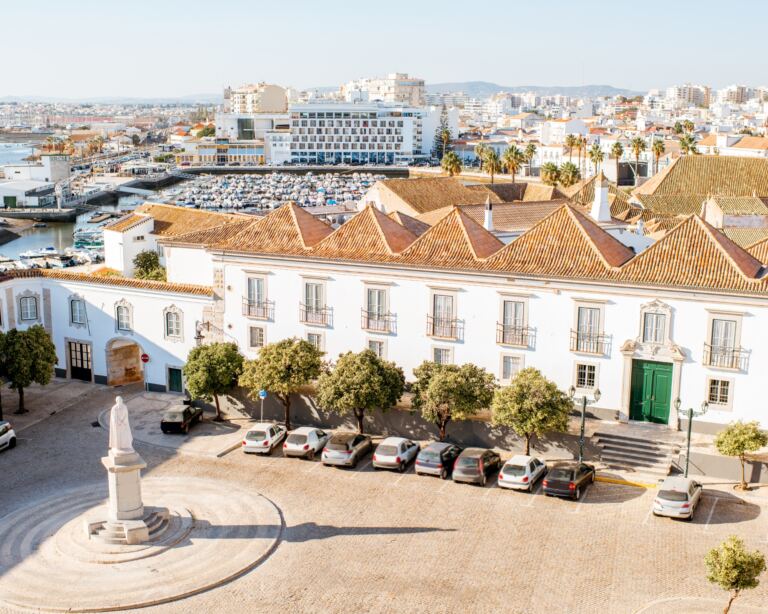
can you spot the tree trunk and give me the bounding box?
[438,413,451,441]
[525,434,531,455]
[213,394,222,421]
[280,395,291,431]
[724,590,739,614]
[355,408,365,434]
[14,387,26,414]
[739,455,747,490]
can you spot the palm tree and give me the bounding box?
[441,151,462,177]
[680,133,698,155]
[630,137,646,186]
[440,129,451,159]
[502,145,525,183]
[483,149,502,184]
[673,121,683,135]
[683,119,695,134]
[524,143,537,175]
[565,134,578,162]
[588,143,604,174]
[559,161,581,188]
[541,162,560,186]
[611,141,624,180]
[474,143,487,171]
[652,139,666,174]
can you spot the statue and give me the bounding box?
[108,396,134,456]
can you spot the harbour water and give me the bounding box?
[0,142,34,166]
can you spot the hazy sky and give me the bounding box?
[2,0,764,98]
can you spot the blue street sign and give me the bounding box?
[258,389,267,400]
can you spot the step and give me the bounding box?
[601,454,670,469]
[595,434,679,451]
[598,444,672,462]
[602,461,671,477]
[593,431,681,449]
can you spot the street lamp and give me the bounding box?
[674,397,709,478]
[568,385,601,464]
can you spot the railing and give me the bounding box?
[496,323,533,348]
[570,330,609,355]
[426,315,464,341]
[703,343,748,370]
[242,298,274,320]
[299,303,333,327]
[361,309,396,334]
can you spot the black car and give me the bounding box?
[452,448,502,486]
[160,405,203,434]
[542,462,595,500]
[415,442,462,479]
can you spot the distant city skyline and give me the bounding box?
[3,0,766,99]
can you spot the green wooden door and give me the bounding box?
[168,367,183,393]
[629,360,673,424]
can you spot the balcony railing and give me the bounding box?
[570,330,609,355]
[299,303,333,327]
[242,298,275,320]
[496,323,534,348]
[703,343,748,370]
[361,309,396,334]
[426,315,464,341]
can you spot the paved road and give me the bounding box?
[1,384,766,614]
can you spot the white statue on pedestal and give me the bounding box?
[108,396,134,455]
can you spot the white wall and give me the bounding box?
[103,217,156,275]
[165,245,215,285]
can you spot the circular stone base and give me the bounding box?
[0,477,283,612]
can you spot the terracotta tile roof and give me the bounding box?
[617,216,766,293]
[213,202,333,255]
[7,269,213,296]
[159,219,253,247]
[376,177,505,214]
[723,228,768,248]
[312,205,417,261]
[519,183,564,202]
[733,136,768,150]
[560,173,633,218]
[747,235,768,263]
[105,203,242,237]
[482,205,634,278]
[400,207,505,267]
[387,210,431,236]
[633,193,708,216]
[417,200,571,232]
[708,196,768,215]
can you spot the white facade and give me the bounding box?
[0,180,56,208]
[104,217,156,275]
[342,73,425,107]
[540,119,588,145]
[1,154,70,183]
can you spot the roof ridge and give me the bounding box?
[452,207,504,260]
[368,205,418,254]
[564,205,634,269]
[693,215,764,279]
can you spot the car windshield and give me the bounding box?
[457,456,479,467]
[287,434,307,445]
[164,412,182,421]
[503,464,526,476]
[376,445,398,456]
[246,431,267,441]
[549,468,574,480]
[658,489,688,502]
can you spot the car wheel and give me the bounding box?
[183,424,189,435]
[398,462,406,473]
[440,468,448,480]
[307,449,315,461]
[481,473,487,487]
[574,487,581,500]
[8,437,16,449]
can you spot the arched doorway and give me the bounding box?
[106,339,144,386]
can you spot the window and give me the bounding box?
[642,312,666,344]
[165,311,181,337]
[133,235,145,242]
[247,277,265,305]
[708,379,730,406]
[501,355,522,383]
[433,347,452,365]
[502,300,525,329]
[430,292,457,337]
[573,304,603,354]
[305,281,323,311]
[368,339,385,358]
[499,298,527,345]
[575,363,597,389]
[116,305,131,331]
[70,299,86,325]
[19,296,37,321]
[249,326,265,349]
[307,332,323,351]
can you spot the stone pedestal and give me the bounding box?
[103,451,146,522]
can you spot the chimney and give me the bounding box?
[590,173,611,223]
[484,196,493,231]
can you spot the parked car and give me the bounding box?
[242,422,287,454]
[160,405,203,434]
[452,448,502,486]
[498,455,547,492]
[415,442,462,479]
[0,420,17,451]
[653,476,703,521]
[372,437,419,472]
[542,462,595,500]
[283,426,330,459]
[321,432,372,468]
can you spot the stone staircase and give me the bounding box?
[88,508,170,545]
[594,431,681,477]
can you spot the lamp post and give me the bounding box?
[568,386,601,464]
[674,398,709,478]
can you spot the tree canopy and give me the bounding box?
[183,342,244,420]
[441,150,462,177]
[238,338,322,431]
[411,361,495,440]
[316,349,405,433]
[502,145,526,183]
[491,368,571,454]
[5,325,57,414]
[483,149,502,184]
[541,162,560,186]
[133,250,166,281]
[705,535,766,614]
[558,161,581,187]
[715,421,768,490]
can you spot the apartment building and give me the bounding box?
[664,83,711,108]
[223,83,288,114]
[342,73,425,106]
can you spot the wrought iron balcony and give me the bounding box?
[361,309,396,334]
[242,298,274,320]
[426,315,464,341]
[299,303,333,327]
[703,343,748,370]
[496,323,533,348]
[570,330,609,355]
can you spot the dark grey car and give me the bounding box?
[415,442,462,479]
[452,448,502,486]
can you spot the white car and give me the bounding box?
[372,437,420,472]
[242,422,287,455]
[498,455,547,492]
[653,476,703,520]
[0,420,16,452]
[283,426,330,459]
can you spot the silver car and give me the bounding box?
[653,476,703,520]
[372,437,419,472]
[283,426,330,459]
[321,432,372,468]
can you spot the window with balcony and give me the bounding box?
[301,281,331,326]
[571,304,607,354]
[704,316,746,370]
[243,276,273,320]
[361,287,394,333]
[497,299,530,347]
[427,292,462,340]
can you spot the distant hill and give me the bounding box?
[426,81,641,98]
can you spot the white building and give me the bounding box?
[540,119,588,146]
[342,73,425,107]
[0,179,56,208]
[223,83,288,114]
[1,154,70,183]
[664,84,712,108]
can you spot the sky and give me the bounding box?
[2,0,765,99]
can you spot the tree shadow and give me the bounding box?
[692,490,762,525]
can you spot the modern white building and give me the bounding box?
[540,119,588,146]
[342,73,425,107]
[0,179,56,208]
